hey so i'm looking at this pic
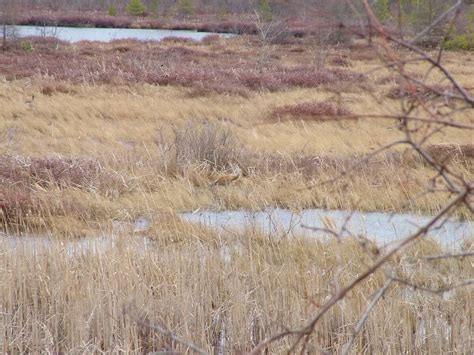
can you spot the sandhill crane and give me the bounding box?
[210,164,242,187]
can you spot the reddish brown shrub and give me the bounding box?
[289,47,305,53]
[349,50,378,61]
[385,84,452,100]
[161,36,196,44]
[0,39,367,95]
[201,34,221,45]
[19,14,132,28]
[199,21,257,35]
[271,101,353,121]
[0,186,34,229]
[0,155,124,192]
[329,55,352,67]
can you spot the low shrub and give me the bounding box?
[329,55,351,67]
[271,101,353,121]
[0,38,367,95]
[0,155,125,192]
[161,36,196,44]
[20,41,33,52]
[172,120,243,170]
[41,83,75,96]
[108,4,117,17]
[386,84,452,101]
[201,34,221,44]
[442,34,474,51]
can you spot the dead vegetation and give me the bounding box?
[0,37,366,96]
[271,101,353,121]
[0,229,472,353]
[0,11,473,353]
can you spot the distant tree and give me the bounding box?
[150,0,159,18]
[218,1,228,18]
[108,3,117,16]
[408,0,447,30]
[258,0,273,22]
[375,0,390,22]
[0,0,17,51]
[178,0,194,15]
[127,0,145,16]
[468,7,474,32]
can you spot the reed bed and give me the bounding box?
[0,227,472,353]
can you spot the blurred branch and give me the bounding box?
[338,114,474,129]
[390,277,474,296]
[341,277,393,355]
[410,0,462,45]
[422,251,474,261]
[125,304,209,355]
[361,0,473,106]
[250,186,471,354]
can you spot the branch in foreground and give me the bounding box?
[125,304,209,355]
[423,251,474,261]
[410,0,462,45]
[249,187,470,355]
[341,277,393,355]
[390,277,474,296]
[362,0,473,106]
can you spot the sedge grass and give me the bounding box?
[0,227,472,353]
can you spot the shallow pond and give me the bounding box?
[181,208,472,250]
[1,209,471,254]
[16,25,223,43]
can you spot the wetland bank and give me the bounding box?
[1,4,473,353]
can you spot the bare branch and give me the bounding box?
[125,304,209,355]
[250,187,471,354]
[422,251,474,261]
[362,0,473,106]
[410,0,462,45]
[391,277,474,296]
[341,277,393,355]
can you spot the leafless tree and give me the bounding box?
[0,0,17,51]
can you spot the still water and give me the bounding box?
[16,25,222,43]
[1,209,471,254]
[181,208,472,250]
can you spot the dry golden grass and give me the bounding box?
[1,38,473,231]
[0,36,473,353]
[0,225,472,353]
[1,81,472,156]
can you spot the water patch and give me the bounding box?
[181,208,472,250]
[16,25,226,43]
